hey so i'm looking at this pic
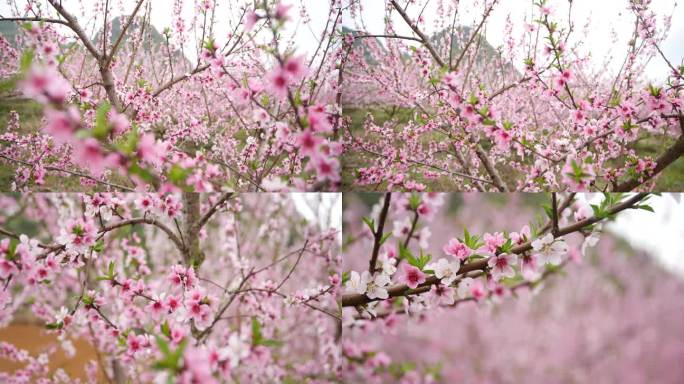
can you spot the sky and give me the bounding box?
[292,193,342,242]
[584,193,684,278]
[344,0,684,81]
[0,0,333,62]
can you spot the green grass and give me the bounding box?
[342,106,684,191]
[342,106,462,190]
[0,97,117,191]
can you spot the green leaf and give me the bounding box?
[45,321,63,330]
[82,294,94,307]
[5,238,19,260]
[93,101,111,140]
[260,339,284,348]
[93,240,105,253]
[251,317,263,346]
[362,217,375,233]
[398,243,413,262]
[115,124,139,154]
[408,194,421,210]
[155,335,170,355]
[293,89,302,107]
[499,238,513,253]
[19,49,34,73]
[341,271,350,284]
[160,322,171,339]
[153,337,186,373]
[415,251,432,270]
[128,162,156,184]
[168,164,191,185]
[634,204,654,213]
[379,232,392,246]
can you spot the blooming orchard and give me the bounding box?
[342,0,684,191]
[0,193,340,383]
[0,0,342,192]
[341,192,658,381]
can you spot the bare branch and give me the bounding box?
[368,193,392,273]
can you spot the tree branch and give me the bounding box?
[368,193,392,273]
[0,17,69,26]
[389,0,446,68]
[104,0,146,69]
[341,193,648,307]
[195,193,234,231]
[614,129,684,192]
[100,217,184,255]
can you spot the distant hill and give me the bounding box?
[342,26,385,65]
[430,27,519,76]
[0,16,187,64]
[343,25,519,76]
[0,21,20,46]
[94,16,187,63]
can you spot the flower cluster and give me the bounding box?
[0,193,340,383]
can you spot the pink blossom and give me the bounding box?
[109,110,130,136]
[520,253,541,280]
[245,11,259,31]
[126,333,147,356]
[398,264,426,289]
[482,232,505,253]
[145,297,166,319]
[267,67,290,99]
[443,238,471,260]
[469,279,487,301]
[274,2,293,21]
[283,55,309,81]
[43,107,80,144]
[310,156,340,183]
[0,259,18,279]
[295,129,322,158]
[488,253,518,281]
[136,134,166,165]
[179,347,217,384]
[21,66,71,105]
[72,138,107,176]
[307,107,332,133]
[429,284,455,306]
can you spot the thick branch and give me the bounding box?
[182,192,203,267]
[614,131,684,192]
[473,143,508,192]
[341,193,648,307]
[389,0,446,68]
[0,17,69,26]
[104,0,146,68]
[195,193,234,231]
[151,65,210,98]
[368,193,392,273]
[47,0,101,60]
[451,2,495,71]
[100,217,184,255]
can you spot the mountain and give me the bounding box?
[0,21,20,46]
[429,27,519,76]
[343,25,519,77]
[94,15,187,63]
[342,26,385,65]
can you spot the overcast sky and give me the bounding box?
[344,0,684,81]
[585,194,684,278]
[0,0,333,62]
